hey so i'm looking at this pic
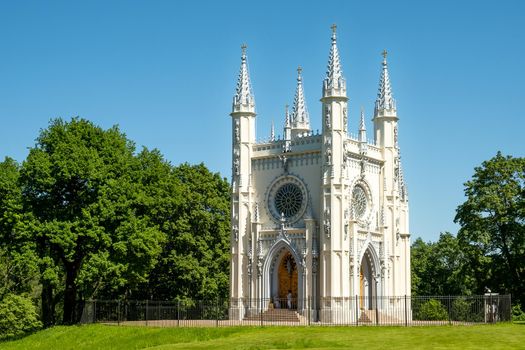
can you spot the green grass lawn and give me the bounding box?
[1,323,524,350]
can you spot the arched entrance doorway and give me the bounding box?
[359,249,377,310]
[264,243,302,311]
[277,251,298,309]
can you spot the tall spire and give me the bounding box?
[323,24,346,96]
[283,104,291,151]
[375,49,396,113]
[291,66,310,136]
[284,104,291,128]
[358,107,367,154]
[359,107,366,140]
[270,120,275,141]
[232,44,255,112]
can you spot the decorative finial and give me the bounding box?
[359,107,366,131]
[374,48,396,112]
[291,65,310,133]
[232,42,255,110]
[324,23,345,95]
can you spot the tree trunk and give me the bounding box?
[62,263,78,324]
[41,281,55,327]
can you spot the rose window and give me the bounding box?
[352,185,368,219]
[274,183,303,218]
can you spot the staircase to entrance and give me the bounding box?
[244,308,301,323]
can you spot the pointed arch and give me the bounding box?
[358,241,381,278]
[261,238,304,309]
[358,242,382,310]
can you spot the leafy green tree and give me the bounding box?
[141,163,231,301]
[0,158,39,300]
[411,232,473,296]
[455,152,525,305]
[0,117,232,327]
[19,118,166,324]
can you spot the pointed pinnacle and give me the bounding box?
[291,67,310,129]
[375,49,396,112]
[359,107,366,131]
[324,24,345,93]
[233,44,255,109]
[284,104,290,127]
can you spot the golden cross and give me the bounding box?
[331,24,337,34]
[241,43,247,55]
[297,66,302,75]
[382,49,388,60]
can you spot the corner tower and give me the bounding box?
[230,45,256,317]
[372,50,410,297]
[319,25,351,318]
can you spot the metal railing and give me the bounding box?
[80,294,511,327]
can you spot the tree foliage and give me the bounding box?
[0,158,39,300]
[454,152,525,305]
[0,294,42,340]
[411,232,473,296]
[140,163,231,301]
[0,118,231,327]
[414,298,448,321]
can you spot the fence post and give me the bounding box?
[93,300,97,323]
[260,298,263,327]
[145,300,148,326]
[355,295,359,327]
[375,293,379,326]
[307,297,311,326]
[177,300,180,327]
[216,297,219,328]
[404,295,408,327]
[509,294,512,322]
[117,300,121,326]
[448,296,451,325]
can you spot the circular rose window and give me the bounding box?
[275,183,303,218]
[352,185,368,220]
[266,176,308,224]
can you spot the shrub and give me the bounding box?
[512,304,525,322]
[0,294,42,340]
[451,298,470,321]
[415,299,448,321]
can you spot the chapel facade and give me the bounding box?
[229,26,410,322]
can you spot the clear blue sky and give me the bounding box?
[1,0,524,242]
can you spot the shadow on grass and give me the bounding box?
[0,328,43,344]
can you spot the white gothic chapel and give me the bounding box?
[229,26,410,322]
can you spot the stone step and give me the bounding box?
[244,309,300,322]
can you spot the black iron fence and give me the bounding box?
[80,294,511,327]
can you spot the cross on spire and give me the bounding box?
[324,24,345,95]
[291,66,310,134]
[232,43,255,111]
[375,48,396,112]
